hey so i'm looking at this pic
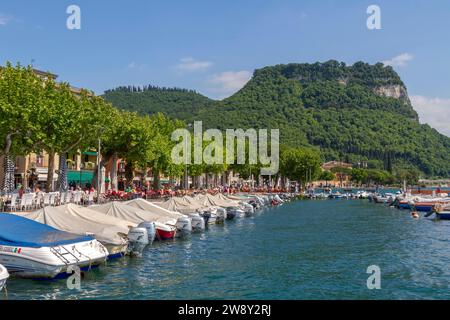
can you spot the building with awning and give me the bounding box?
[67,170,94,186]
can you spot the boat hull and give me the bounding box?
[156,228,176,240]
[415,204,434,212]
[0,240,108,279]
[398,202,412,210]
[437,212,450,220]
[104,243,128,259]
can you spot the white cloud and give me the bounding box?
[176,57,212,72]
[209,70,252,98]
[410,95,450,137]
[382,53,414,67]
[127,61,147,71]
[0,13,14,26]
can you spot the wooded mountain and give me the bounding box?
[103,61,450,178]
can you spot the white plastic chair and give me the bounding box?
[6,194,18,211]
[74,192,81,205]
[43,193,51,207]
[87,193,94,205]
[24,194,34,211]
[35,193,43,208]
[49,193,56,206]
[65,192,72,204]
[60,192,67,205]
[18,195,27,211]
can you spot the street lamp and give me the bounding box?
[79,162,84,189]
[97,137,101,203]
[185,123,193,191]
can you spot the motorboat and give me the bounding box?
[434,204,450,220]
[0,213,108,279]
[89,202,177,240]
[199,193,254,217]
[125,198,198,234]
[159,196,211,226]
[16,204,145,258]
[0,264,8,292]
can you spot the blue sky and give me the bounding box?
[1,0,449,135]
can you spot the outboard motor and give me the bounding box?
[190,214,206,232]
[176,217,192,236]
[241,202,255,215]
[225,207,237,220]
[249,200,259,209]
[201,211,211,225]
[138,222,156,243]
[127,227,149,257]
[215,207,227,224]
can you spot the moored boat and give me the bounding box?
[398,200,412,209]
[0,213,108,279]
[435,211,450,220]
[90,202,177,240]
[154,222,177,240]
[434,204,450,220]
[15,204,139,258]
[125,198,194,235]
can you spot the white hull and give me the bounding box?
[0,240,108,279]
[0,264,8,292]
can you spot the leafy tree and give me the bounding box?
[350,168,368,185]
[0,63,47,192]
[280,147,322,187]
[320,170,335,183]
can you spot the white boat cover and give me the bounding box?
[195,194,239,207]
[228,194,256,202]
[90,201,177,226]
[158,196,206,214]
[124,198,186,220]
[214,194,242,206]
[16,204,134,246]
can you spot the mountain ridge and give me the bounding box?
[103,60,450,178]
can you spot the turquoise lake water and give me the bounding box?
[3,199,450,300]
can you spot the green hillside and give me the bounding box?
[103,61,450,178]
[103,85,213,120]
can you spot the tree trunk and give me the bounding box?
[205,174,209,189]
[57,153,68,192]
[110,153,118,191]
[195,176,201,189]
[2,155,15,193]
[46,151,56,192]
[125,162,134,188]
[152,171,161,191]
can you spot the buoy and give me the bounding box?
[411,212,419,219]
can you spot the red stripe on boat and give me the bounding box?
[156,228,176,240]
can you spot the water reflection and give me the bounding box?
[5,200,450,299]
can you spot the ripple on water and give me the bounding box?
[4,200,450,300]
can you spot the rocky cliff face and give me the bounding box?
[373,84,409,101]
